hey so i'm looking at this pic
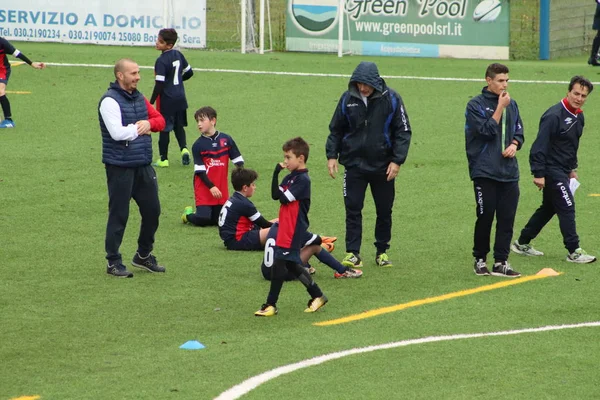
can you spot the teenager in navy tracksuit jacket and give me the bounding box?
[514,76,596,264]
[465,63,524,277]
[326,61,411,268]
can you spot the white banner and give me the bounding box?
[0,0,206,48]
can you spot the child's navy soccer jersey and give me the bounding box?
[0,37,17,79]
[262,223,279,269]
[153,49,191,116]
[192,131,243,206]
[275,168,311,251]
[261,223,319,279]
[218,192,262,244]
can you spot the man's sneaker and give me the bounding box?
[254,304,277,317]
[304,295,328,313]
[375,253,393,267]
[566,248,597,264]
[473,258,490,276]
[131,252,166,273]
[181,148,190,165]
[334,268,363,279]
[511,240,544,256]
[152,159,169,168]
[0,119,15,128]
[321,236,337,244]
[182,206,194,223]
[491,261,521,278]
[107,262,133,278]
[321,242,335,253]
[342,253,363,268]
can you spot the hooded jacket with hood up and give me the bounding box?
[326,62,412,174]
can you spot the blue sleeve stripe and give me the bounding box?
[382,93,398,148]
[477,105,486,117]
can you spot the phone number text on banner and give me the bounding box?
[0,1,206,48]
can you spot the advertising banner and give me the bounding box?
[286,0,509,59]
[0,0,206,48]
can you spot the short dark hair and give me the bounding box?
[282,137,310,162]
[113,58,136,78]
[231,168,258,191]
[569,75,594,93]
[194,106,217,122]
[485,63,509,79]
[158,28,178,46]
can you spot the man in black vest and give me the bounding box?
[98,58,166,277]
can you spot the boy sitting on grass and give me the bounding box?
[182,106,244,226]
[218,167,275,250]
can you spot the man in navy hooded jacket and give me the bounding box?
[465,63,524,278]
[326,61,412,269]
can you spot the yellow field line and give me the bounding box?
[314,273,561,327]
[9,61,25,67]
[10,396,41,400]
[588,194,600,197]
[6,91,32,94]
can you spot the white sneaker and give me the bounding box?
[334,268,363,279]
[566,248,597,264]
[511,240,544,256]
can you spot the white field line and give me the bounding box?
[43,62,594,85]
[214,321,600,400]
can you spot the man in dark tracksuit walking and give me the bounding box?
[99,58,167,277]
[326,61,412,268]
[512,76,596,264]
[465,63,524,277]
[588,1,600,66]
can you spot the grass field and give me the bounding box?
[2,42,600,399]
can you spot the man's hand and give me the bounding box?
[31,62,45,69]
[569,170,578,180]
[492,91,510,123]
[502,143,517,158]
[136,120,151,135]
[498,91,511,108]
[327,159,338,179]
[386,162,400,181]
[210,186,222,199]
[533,177,545,190]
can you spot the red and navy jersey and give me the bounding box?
[275,169,311,250]
[262,222,319,269]
[192,131,243,206]
[262,223,279,269]
[218,191,261,243]
[0,37,17,79]
[154,49,191,116]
